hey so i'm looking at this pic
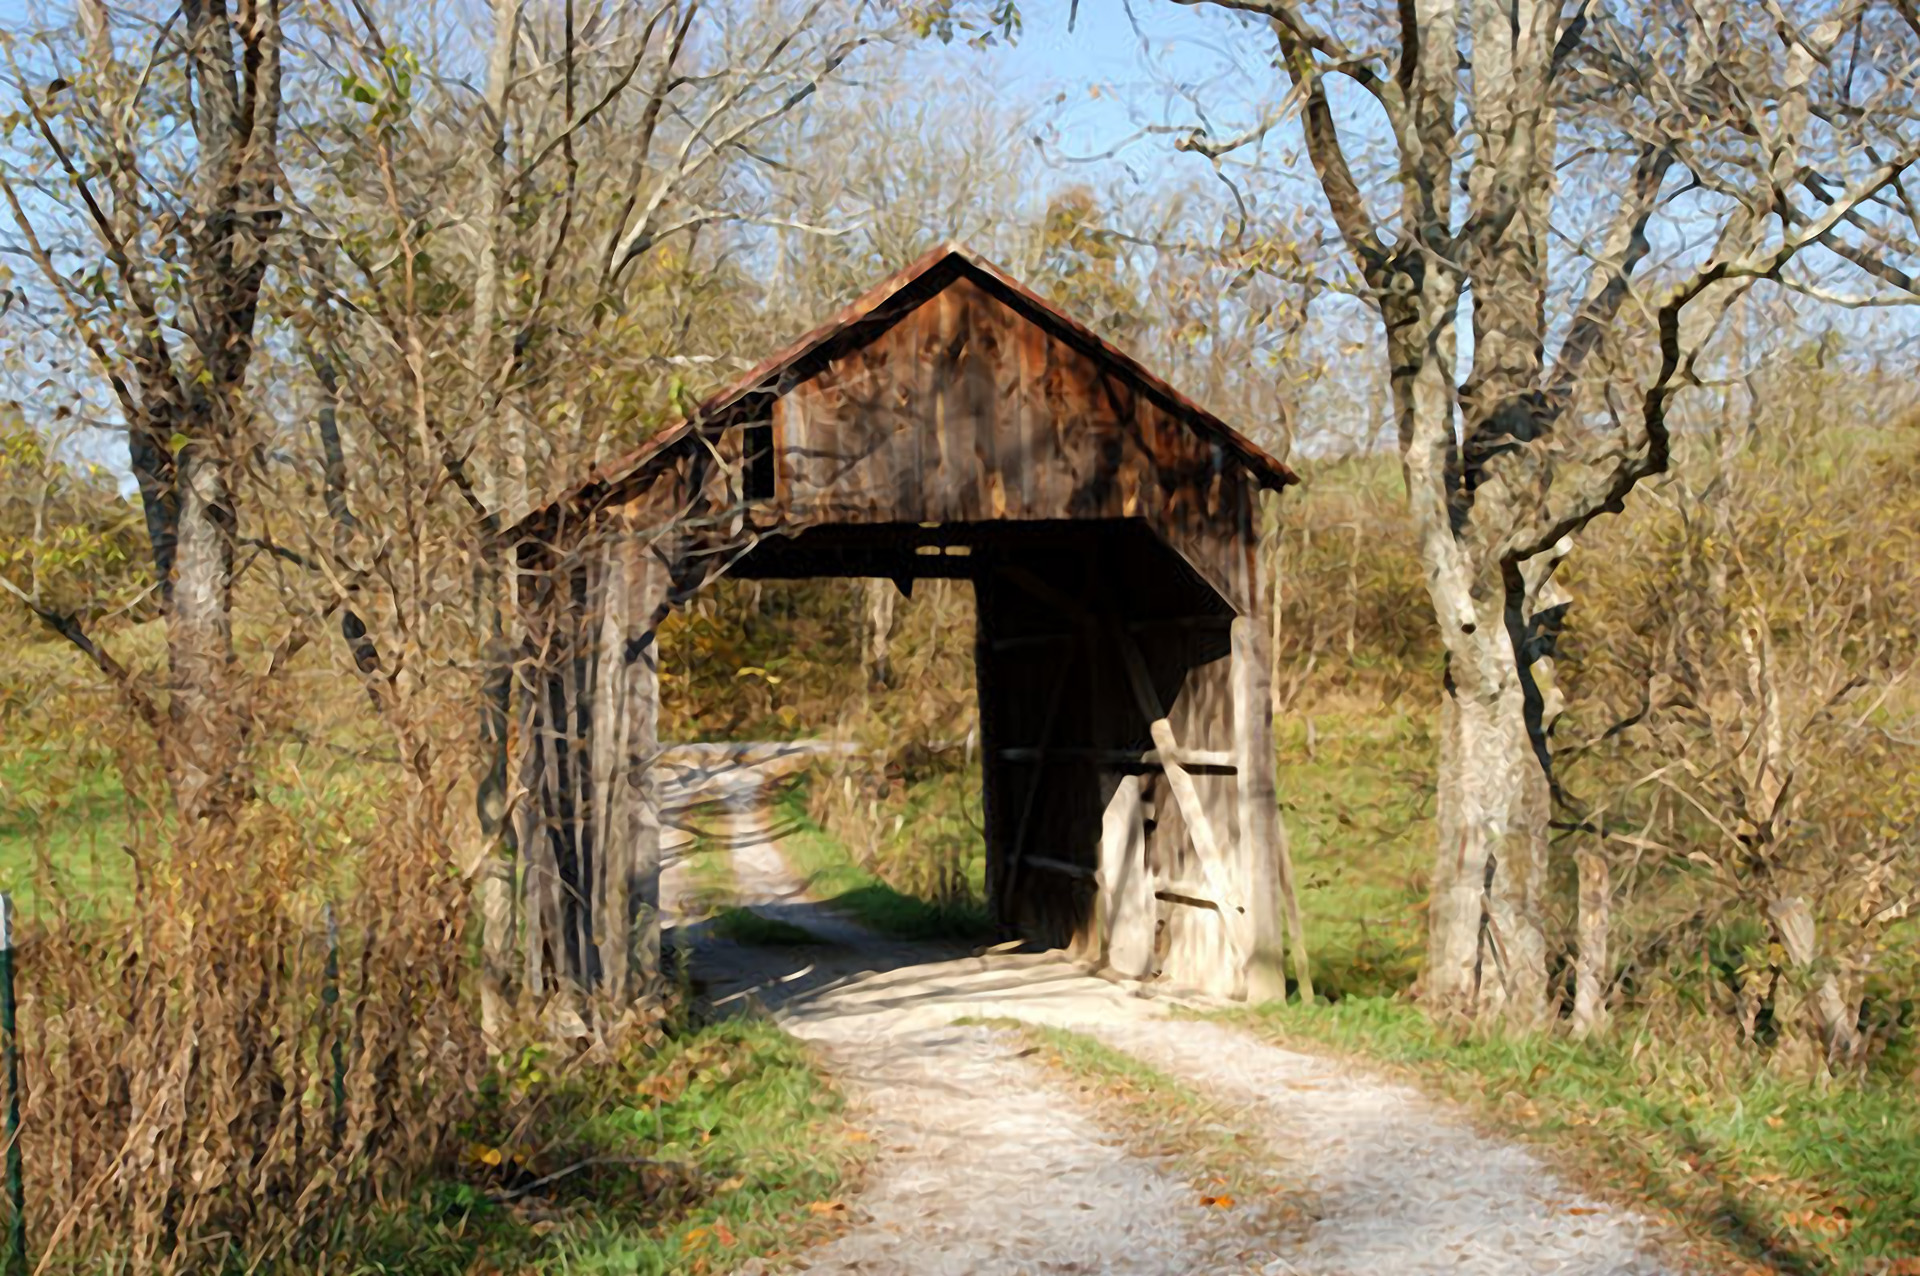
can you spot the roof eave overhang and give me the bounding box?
[502,242,1298,550]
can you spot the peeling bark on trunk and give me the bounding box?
[1426,631,1551,1023]
[1385,274,1553,1026]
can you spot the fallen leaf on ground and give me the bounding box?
[1781,1209,1853,1237]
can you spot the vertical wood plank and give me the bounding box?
[931,286,958,521]
[620,540,670,1000]
[588,528,669,1004]
[1233,608,1294,1003]
[588,535,626,996]
[1100,774,1154,977]
[972,571,1006,931]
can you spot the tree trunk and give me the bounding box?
[475,613,517,1041]
[1425,617,1552,1023]
[1768,894,1858,1068]
[863,576,896,690]
[167,443,238,821]
[468,0,525,1041]
[1386,273,1554,1025]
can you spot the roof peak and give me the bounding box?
[507,244,1295,538]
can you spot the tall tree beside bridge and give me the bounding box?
[1170,0,1920,1022]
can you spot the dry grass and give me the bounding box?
[0,632,496,1272]
[14,777,483,1271]
[987,1020,1317,1237]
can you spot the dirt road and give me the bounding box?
[661,762,1684,1276]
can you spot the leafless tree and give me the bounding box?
[1167,0,1920,1021]
[1557,330,1920,1063]
[0,0,283,822]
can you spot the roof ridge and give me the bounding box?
[506,245,1295,540]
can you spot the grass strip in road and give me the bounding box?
[1215,997,1920,1276]
[965,1018,1316,1238]
[773,786,991,941]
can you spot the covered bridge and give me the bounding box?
[504,243,1299,1006]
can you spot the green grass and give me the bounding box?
[337,1014,864,1275]
[677,832,827,946]
[774,784,991,941]
[709,907,824,947]
[868,768,989,903]
[1221,997,1920,1275]
[679,835,742,921]
[0,743,394,917]
[1269,705,1920,1273]
[1273,709,1434,1000]
[0,754,135,909]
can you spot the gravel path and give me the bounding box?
[772,1021,1275,1275]
[663,750,1687,1276]
[1087,1018,1675,1276]
[669,768,1272,1274]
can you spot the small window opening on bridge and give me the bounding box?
[743,420,776,501]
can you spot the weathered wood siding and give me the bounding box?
[964,521,1259,997]
[775,275,1254,612]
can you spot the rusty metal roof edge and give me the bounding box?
[503,241,1297,544]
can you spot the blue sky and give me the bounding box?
[908,0,1276,189]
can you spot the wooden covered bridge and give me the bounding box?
[504,244,1300,1006]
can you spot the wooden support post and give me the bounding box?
[1233,611,1307,1003]
[512,554,571,1002]
[512,519,678,1021]
[591,533,669,1005]
[1099,775,1154,977]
